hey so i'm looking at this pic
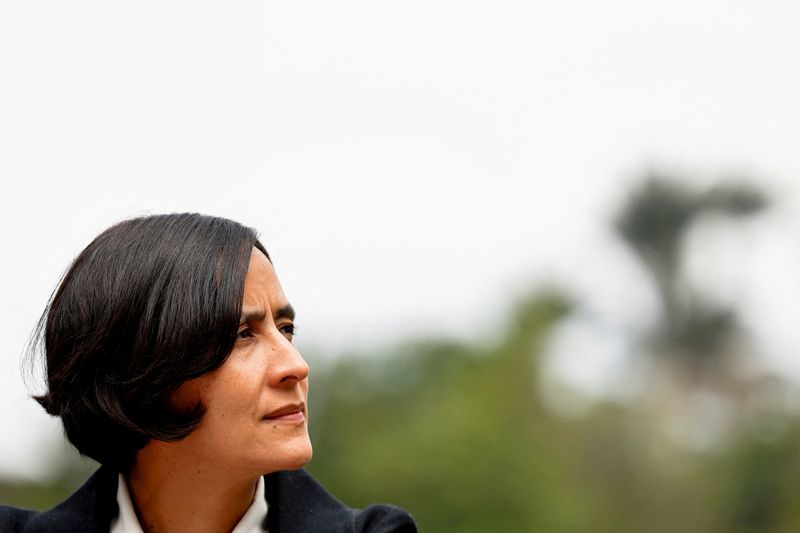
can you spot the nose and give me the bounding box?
[269,339,309,387]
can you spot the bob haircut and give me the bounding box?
[32,213,268,470]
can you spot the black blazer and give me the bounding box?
[0,466,417,533]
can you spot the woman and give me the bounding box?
[0,213,416,533]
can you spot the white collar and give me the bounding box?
[110,474,268,533]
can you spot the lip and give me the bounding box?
[263,403,306,422]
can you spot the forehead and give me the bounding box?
[242,248,288,308]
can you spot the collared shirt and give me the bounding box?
[109,474,268,533]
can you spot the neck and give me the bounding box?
[127,440,260,533]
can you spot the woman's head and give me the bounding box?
[34,213,311,472]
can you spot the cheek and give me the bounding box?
[171,372,253,427]
[169,377,210,414]
[300,379,310,415]
[201,367,267,427]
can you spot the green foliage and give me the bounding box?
[304,288,800,532]
[719,423,800,532]
[307,292,578,532]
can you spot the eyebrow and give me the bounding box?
[275,304,296,321]
[239,303,295,325]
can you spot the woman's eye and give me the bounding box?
[279,323,295,340]
[237,327,255,340]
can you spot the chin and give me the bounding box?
[262,439,313,473]
[285,440,314,470]
[283,448,313,471]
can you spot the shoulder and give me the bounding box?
[0,466,119,533]
[0,504,36,532]
[264,469,417,533]
[353,503,417,533]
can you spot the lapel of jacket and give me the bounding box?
[264,469,354,533]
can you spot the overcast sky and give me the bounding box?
[2,0,800,480]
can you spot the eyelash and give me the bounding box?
[280,323,296,337]
[237,324,296,340]
[237,327,255,340]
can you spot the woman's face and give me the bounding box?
[171,248,312,476]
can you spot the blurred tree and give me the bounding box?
[610,173,782,461]
[614,173,767,378]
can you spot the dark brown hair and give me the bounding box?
[31,213,267,470]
